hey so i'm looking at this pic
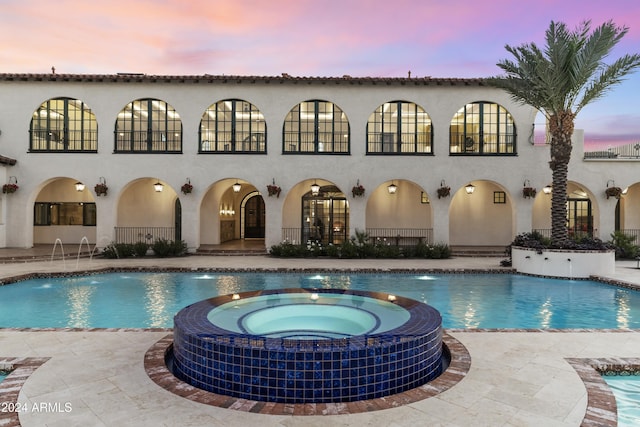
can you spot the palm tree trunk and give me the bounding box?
[550,161,569,245]
[548,112,575,246]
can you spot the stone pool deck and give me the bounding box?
[1,253,640,426]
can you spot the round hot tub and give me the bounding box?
[171,288,443,403]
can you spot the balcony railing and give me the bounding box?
[584,144,640,160]
[30,129,98,151]
[114,227,175,244]
[115,131,182,153]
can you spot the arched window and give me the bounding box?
[199,99,265,153]
[449,101,516,155]
[283,100,349,154]
[115,99,182,153]
[29,98,97,152]
[367,101,432,154]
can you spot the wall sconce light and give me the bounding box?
[233,181,242,193]
[465,183,475,194]
[311,181,320,196]
[387,181,398,194]
[153,181,164,192]
[75,182,85,192]
[219,206,235,216]
[543,185,552,194]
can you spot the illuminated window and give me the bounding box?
[199,99,266,153]
[450,101,516,155]
[115,99,182,153]
[29,98,97,152]
[493,191,506,204]
[34,202,96,226]
[283,100,350,154]
[367,101,432,154]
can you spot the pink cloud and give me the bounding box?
[0,0,637,146]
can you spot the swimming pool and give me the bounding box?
[603,374,640,426]
[0,272,639,329]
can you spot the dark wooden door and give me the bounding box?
[244,195,265,238]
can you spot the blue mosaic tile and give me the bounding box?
[172,288,443,403]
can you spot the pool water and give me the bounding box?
[207,292,410,339]
[0,372,8,383]
[0,272,639,329]
[603,374,640,426]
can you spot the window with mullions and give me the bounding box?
[29,98,97,152]
[449,101,516,155]
[199,99,266,153]
[283,100,349,154]
[367,101,432,154]
[115,99,182,153]
[34,202,96,226]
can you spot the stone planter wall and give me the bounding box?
[512,246,615,279]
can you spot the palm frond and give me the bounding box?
[576,53,640,114]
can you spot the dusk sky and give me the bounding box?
[1,0,639,149]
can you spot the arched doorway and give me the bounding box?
[301,185,348,244]
[242,193,265,238]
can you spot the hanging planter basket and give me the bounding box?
[181,182,193,195]
[267,182,281,197]
[352,184,365,197]
[522,187,537,198]
[437,186,450,199]
[94,184,108,196]
[2,183,18,194]
[605,186,622,199]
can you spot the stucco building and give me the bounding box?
[0,73,637,252]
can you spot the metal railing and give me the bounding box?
[280,228,433,246]
[619,229,640,242]
[30,129,98,151]
[114,227,175,244]
[584,144,640,159]
[366,228,433,246]
[115,131,182,153]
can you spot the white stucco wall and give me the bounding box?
[0,75,636,249]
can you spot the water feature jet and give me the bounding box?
[50,238,66,269]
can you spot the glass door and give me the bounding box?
[567,198,592,238]
[302,186,349,245]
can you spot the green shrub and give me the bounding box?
[133,241,149,257]
[151,239,187,257]
[338,239,359,258]
[432,242,451,258]
[101,242,135,259]
[413,241,430,258]
[269,241,308,257]
[268,236,451,260]
[101,243,120,259]
[325,243,340,257]
[609,231,639,259]
[374,241,401,258]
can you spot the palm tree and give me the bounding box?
[488,20,640,246]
